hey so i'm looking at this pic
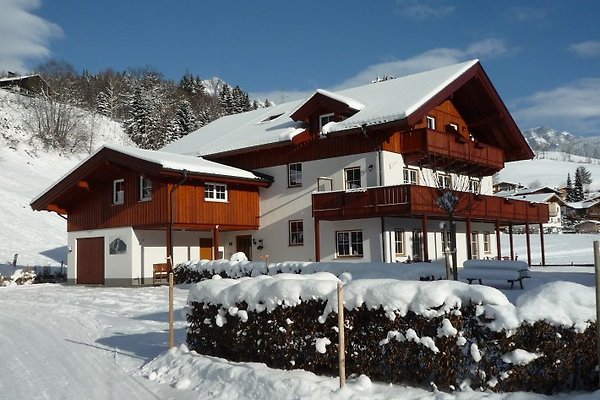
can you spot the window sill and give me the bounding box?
[204,199,228,203]
[138,198,152,202]
[289,243,304,247]
[336,255,364,258]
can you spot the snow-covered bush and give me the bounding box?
[186,275,597,394]
[0,268,37,286]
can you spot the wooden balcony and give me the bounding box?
[400,128,505,176]
[312,185,549,224]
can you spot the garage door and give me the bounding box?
[77,237,104,284]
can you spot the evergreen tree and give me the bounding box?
[170,99,196,142]
[263,98,272,108]
[576,166,592,187]
[574,170,585,201]
[218,84,234,115]
[565,173,575,202]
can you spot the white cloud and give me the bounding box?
[251,39,508,103]
[395,1,455,20]
[512,79,600,135]
[568,41,600,57]
[0,0,62,74]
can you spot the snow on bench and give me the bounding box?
[461,260,530,290]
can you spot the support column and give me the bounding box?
[525,221,532,265]
[422,215,429,262]
[509,223,514,260]
[495,220,502,260]
[314,218,321,262]
[212,225,220,260]
[539,223,546,266]
[466,218,472,260]
[166,224,173,270]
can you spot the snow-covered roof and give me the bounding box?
[101,144,262,180]
[163,60,479,157]
[506,193,560,204]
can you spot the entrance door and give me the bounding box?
[236,235,252,261]
[77,237,104,284]
[199,238,213,260]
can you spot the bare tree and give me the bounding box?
[22,93,88,152]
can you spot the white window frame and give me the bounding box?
[403,168,419,184]
[288,162,302,187]
[205,182,228,202]
[113,179,124,205]
[437,173,451,189]
[426,115,436,130]
[471,231,480,259]
[289,220,304,246]
[412,229,423,261]
[483,231,491,253]
[393,229,405,255]
[139,175,152,201]
[448,123,459,132]
[319,113,335,132]
[468,178,481,194]
[345,166,362,189]
[336,230,363,257]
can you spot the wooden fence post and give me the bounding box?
[337,281,346,388]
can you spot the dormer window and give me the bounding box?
[319,113,335,132]
[426,115,436,130]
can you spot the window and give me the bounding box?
[112,179,124,205]
[319,113,335,132]
[426,115,436,130]
[393,229,405,255]
[205,183,227,202]
[412,229,423,261]
[288,163,302,187]
[139,175,152,201]
[345,166,362,189]
[471,232,479,259]
[403,168,418,184]
[483,232,491,253]
[336,230,363,257]
[437,173,451,189]
[469,179,481,194]
[289,220,304,246]
[441,229,452,253]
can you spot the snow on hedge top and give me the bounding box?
[162,60,478,157]
[188,269,596,330]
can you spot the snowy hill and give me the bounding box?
[0,89,133,268]
[496,151,600,191]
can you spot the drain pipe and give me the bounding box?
[169,170,188,270]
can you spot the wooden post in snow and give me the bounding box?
[169,272,175,349]
[593,241,600,386]
[337,281,346,388]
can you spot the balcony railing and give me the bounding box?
[400,128,505,175]
[312,184,549,224]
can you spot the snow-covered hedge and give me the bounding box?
[174,259,445,283]
[186,274,598,393]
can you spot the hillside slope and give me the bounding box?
[0,89,133,268]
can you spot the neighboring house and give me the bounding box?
[574,220,600,234]
[0,73,54,96]
[497,187,564,233]
[565,197,600,221]
[493,181,524,194]
[31,59,549,285]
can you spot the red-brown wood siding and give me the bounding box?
[172,183,260,229]
[67,170,261,232]
[76,237,104,284]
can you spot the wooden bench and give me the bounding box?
[461,260,530,289]
[153,263,170,285]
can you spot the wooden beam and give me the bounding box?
[466,217,472,260]
[314,218,321,262]
[539,223,546,266]
[495,220,502,260]
[525,221,532,266]
[76,180,90,190]
[47,204,67,214]
[421,215,429,262]
[212,226,220,260]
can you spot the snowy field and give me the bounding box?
[0,263,598,399]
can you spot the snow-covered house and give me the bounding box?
[0,73,54,96]
[31,60,549,285]
[497,187,564,233]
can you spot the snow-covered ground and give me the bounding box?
[0,261,598,399]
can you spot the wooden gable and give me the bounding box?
[31,147,270,232]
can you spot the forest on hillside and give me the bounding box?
[1,60,271,151]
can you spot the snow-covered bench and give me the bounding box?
[460,260,530,289]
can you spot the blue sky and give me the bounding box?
[1,0,599,136]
